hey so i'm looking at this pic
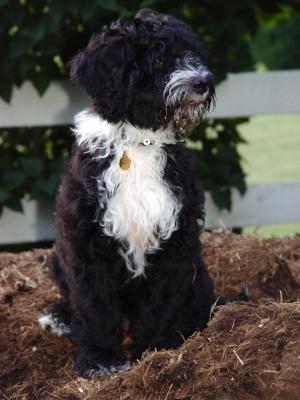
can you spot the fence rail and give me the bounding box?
[1,70,299,243]
[1,70,300,128]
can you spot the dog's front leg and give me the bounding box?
[129,250,214,360]
[68,260,130,378]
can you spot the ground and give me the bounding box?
[0,230,300,400]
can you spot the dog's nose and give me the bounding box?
[192,75,212,95]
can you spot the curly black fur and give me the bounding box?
[69,9,214,131]
[43,9,217,378]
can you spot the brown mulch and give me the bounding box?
[202,230,300,302]
[0,231,300,400]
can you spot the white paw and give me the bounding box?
[38,313,71,337]
[85,361,131,379]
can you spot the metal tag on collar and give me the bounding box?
[119,151,131,170]
[143,138,151,146]
[121,127,127,140]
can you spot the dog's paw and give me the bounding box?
[83,361,131,379]
[38,312,71,336]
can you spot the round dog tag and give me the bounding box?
[143,138,151,146]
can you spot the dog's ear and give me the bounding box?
[69,29,135,99]
[69,48,101,97]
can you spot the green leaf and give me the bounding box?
[218,146,237,162]
[6,197,23,213]
[49,158,64,174]
[80,2,99,22]
[0,80,13,102]
[35,173,59,197]
[0,0,8,6]
[140,0,158,7]
[32,75,50,96]
[0,188,10,204]
[31,185,48,201]
[21,21,46,46]
[20,157,44,176]
[95,0,129,14]
[68,0,81,18]
[9,36,30,59]
[1,171,27,191]
[211,188,232,211]
[231,175,247,195]
[49,1,69,23]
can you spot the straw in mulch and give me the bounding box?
[204,230,300,302]
[0,231,299,400]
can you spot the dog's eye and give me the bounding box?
[154,57,165,69]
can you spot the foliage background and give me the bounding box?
[0,0,298,215]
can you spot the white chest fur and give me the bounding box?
[73,109,182,277]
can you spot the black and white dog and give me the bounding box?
[39,9,217,378]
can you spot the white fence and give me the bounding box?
[0,70,300,243]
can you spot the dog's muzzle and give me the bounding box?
[163,58,215,132]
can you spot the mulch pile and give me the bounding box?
[1,231,300,400]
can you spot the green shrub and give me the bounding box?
[0,126,72,214]
[251,9,300,70]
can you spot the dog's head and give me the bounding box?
[70,9,215,134]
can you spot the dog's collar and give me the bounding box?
[120,126,185,147]
[138,135,185,146]
[139,135,185,146]
[140,137,153,146]
[121,130,153,146]
[73,109,186,160]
